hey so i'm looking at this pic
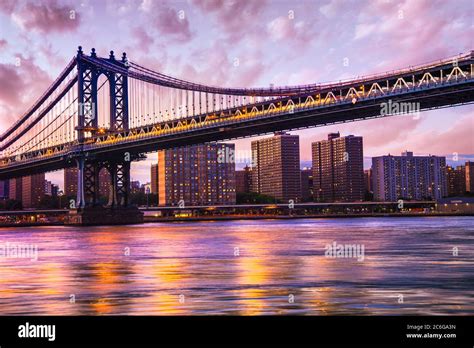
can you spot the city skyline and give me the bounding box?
[0,0,472,187]
[5,130,473,206]
[22,132,474,192]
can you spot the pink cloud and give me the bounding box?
[11,0,80,34]
[0,64,25,106]
[0,55,51,132]
[174,42,267,88]
[0,0,16,14]
[266,16,318,50]
[156,8,191,41]
[131,27,154,52]
[351,0,472,71]
[397,112,474,156]
[142,4,192,42]
[0,39,7,49]
[192,0,267,41]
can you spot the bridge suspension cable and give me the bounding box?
[0,58,77,142]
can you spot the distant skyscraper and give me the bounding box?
[142,183,151,195]
[372,151,447,201]
[251,132,301,202]
[312,132,364,202]
[466,161,474,193]
[44,180,53,196]
[157,143,236,206]
[22,174,46,208]
[235,165,252,193]
[130,181,141,194]
[51,184,59,197]
[447,165,466,196]
[300,168,313,202]
[150,164,158,194]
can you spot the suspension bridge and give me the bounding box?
[0,47,472,224]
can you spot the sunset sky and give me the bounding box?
[0,0,473,187]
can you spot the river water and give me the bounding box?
[0,217,473,315]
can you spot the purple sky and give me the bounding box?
[0,0,473,188]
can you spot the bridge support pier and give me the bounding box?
[66,156,143,226]
[66,206,143,226]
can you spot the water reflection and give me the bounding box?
[0,217,473,315]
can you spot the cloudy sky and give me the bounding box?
[0,0,473,187]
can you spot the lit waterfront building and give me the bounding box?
[6,176,44,207]
[8,178,22,202]
[312,132,364,202]
[22,174,46,208]
[251,132,301,202]
[157,143,236,206]
[372,151,447,201]
[466,161,474,193]
[64,167,78,197]
[447,165,466,196]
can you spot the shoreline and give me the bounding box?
[0,212,472,228]
[144,212,473,223]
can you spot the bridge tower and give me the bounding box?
[68,46,142,224]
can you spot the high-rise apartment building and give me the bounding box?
[157,143,236,206]
[251,132,301,202]
[372,151,447,201]
[312,132,364,202]
[466,161,474,193]
[447,165,466,196]
[9,178,23,202]
[64,167,78,197]
[22,174,46,208]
